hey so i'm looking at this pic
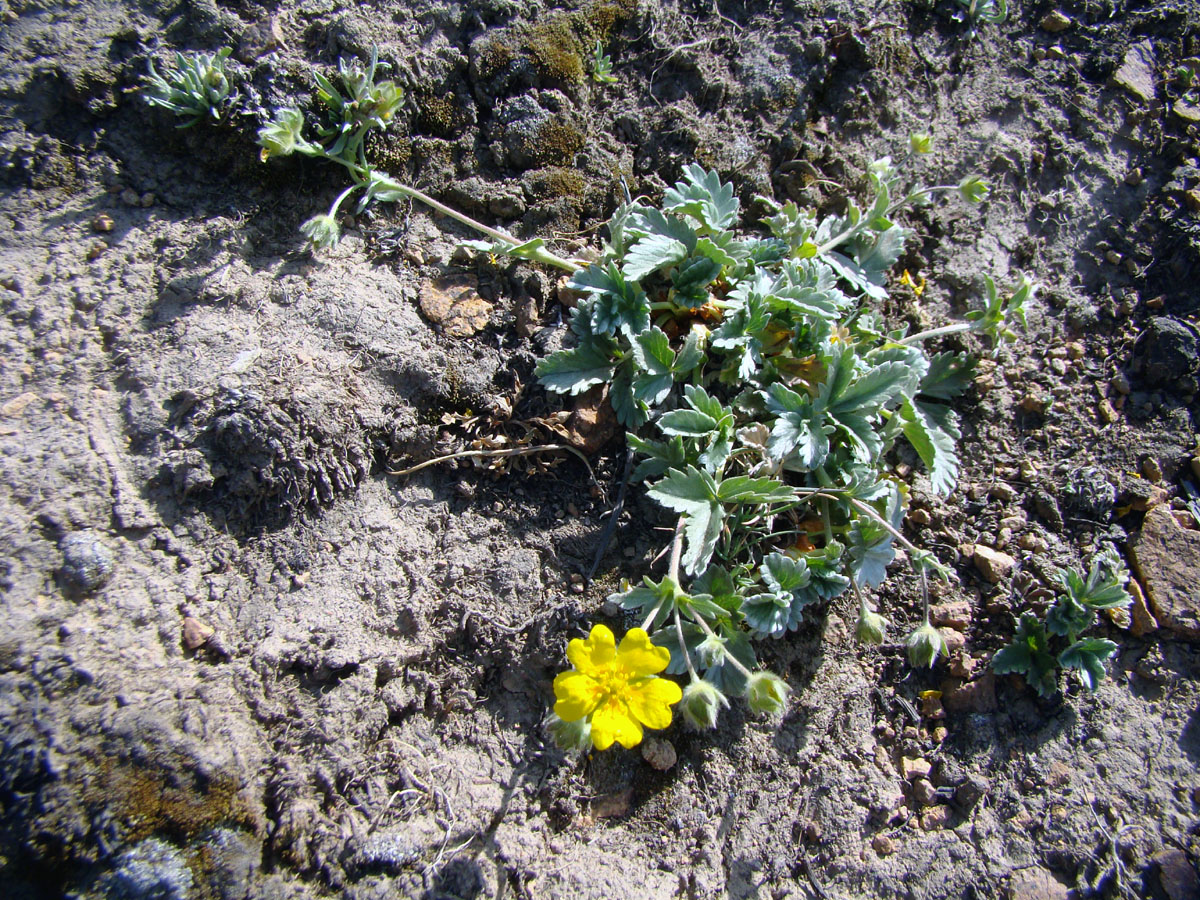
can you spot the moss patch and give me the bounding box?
[523,167,587,200]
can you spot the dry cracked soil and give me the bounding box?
[3,0,1200,898]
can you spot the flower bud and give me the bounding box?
[745,671,789,716]
[546,712,592,752]
[696,632,727,668]
[906,622,949,669]
[958,175,990,204]
[257,108,307,161]
[680,679,729,730]
[909,132,933,154]
[856,608,890,646]
[300,214,341,250]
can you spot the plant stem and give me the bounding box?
[674,607,698,680]
[641,518,687,632]
[897,322,971,346]
[687,609,755,680]
[372,174,580,272]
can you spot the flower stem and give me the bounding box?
[674,607,698,680]
[687,609,755,680]
[897,322,971,346]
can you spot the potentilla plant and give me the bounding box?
[244,49,1049,751]
[514,151,1034,750]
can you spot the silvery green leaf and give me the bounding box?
[1046,593,1094,639]
[627,434,688,481]
[534,345,614,395]
[631,327,676,406]
[659,409,719,438]
[742,593,791,637]
[715,476,794,504]
[1058,638,1118,691]
[610,357,649,429]
[900,398,961,496]
[920,352,976,400]
[647,467,723,575]
[992,613,1059,698]
[623,234,689,281]
[663,164,740,232]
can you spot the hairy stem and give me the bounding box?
[674,607,698,680]
[897,322,971,346]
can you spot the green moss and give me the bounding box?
[525,18,587,83]
[523,167,587,200]
[366,131,413,174]
[535,122,586,165]
[416,92,467,137]
[82,751,257,845]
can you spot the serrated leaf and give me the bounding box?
[703,627,755,694]
[658,408,719,438]
[610,357,649,429]
[742,593,791,637]
[648,467,723,575]
[920,352,976,400]
[535,345,615,395]
[673,255,722,297]
[762,552,810,594]
[1058,638,1118,691]
[992,613,1059,698]
[631,327,675,406]
[695,236,738,267]
[1045,593,1094,639]
[623,233,689,282]
[683,384,732,424]
[627,433,687,481]
[828,360,912,419]
[716,475,795,504]
[627,207,698,250]
[674,330,705,373]
[663,164,740,232]
[901,398,961,496]
[847,487,903,588]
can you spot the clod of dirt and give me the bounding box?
[640,736,676,771]
[59,531,114,592]
[1151,848,1200,900]
[1007,865,1069,900]
[179,387,370,528]
[1134,317,1200,390]
[100,838,194,900]
[1128,505,1200,640]
[181,617,214,650]
[418,276,493,338]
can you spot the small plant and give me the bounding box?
[530,149,1035,750]
[258,50,578,269]
[992,549,1132,697]
[143,47,235,127]
[591,41,618,85]
[952,0,1008,36]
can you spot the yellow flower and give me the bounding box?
[553,624,683,750]
[899,269,926,298]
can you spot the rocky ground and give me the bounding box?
[2,0,1200,898]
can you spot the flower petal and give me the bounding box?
[553,671,600,721]
[616,627,671,676]
[627,676,683,730]
[590,697,644,750]
[567,624,616,672]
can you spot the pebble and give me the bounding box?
[920,805,950,831]
[912,778,938,807]
[641,737,676,771]
[872,834,895,856]
[182,616,215,650]
[91,213,114,233]
[955,774,990,810]
[973,545,1016,583]
[60,531,114,592]
[1040,11,1072,32]
[901,757,932,781]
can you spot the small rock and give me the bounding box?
[1152,849,1200,900]
[948,653,977,678]
[641,736,677,771]
[973,545,1016,583]
[1098,398,1119,424]
[591,787,634,818]
[106,838,194,900]
[912,778,938,807]
[942,673,998,714]
[1143,457,1163,482]
[182,617,215,650]
[871,834,895,856]
[418,277,493,338]
[988,482,1016,502]
[931,601,972,631]
[1129,505,1200,639]
[955,774,990,810]
[1,391,39,417]
[91,213,114,232]
[1039,10,1072,32]
[558,385,617,454]
[1112,40,1157,103]
[556,275,584,309]
[920,805,951,831]
[940,628,966,654]
[900,757,932,781]
[1008,866,1070,900]
[1175,101,1200,124]
[120,188,141,207]
[60,531,114,592]
[237,16,285,62]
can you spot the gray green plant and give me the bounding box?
[592,40,618,85]
[953,0,1008,35]
[143,47,235,127]
[991,548,1132,697]
[257,49,578,269]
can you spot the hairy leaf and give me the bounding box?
[535,344,615,395]
[1058,638,1118,691]
[992,613,1059,698]
[900,398,961,496]
[623,233,689,282]
[664,164,740,233]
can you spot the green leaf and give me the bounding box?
[623,234,689,282]
[647,467,723,575]
[827,359,912,419]
[610,357,648,429]
[658,409,719,438]
[627,433,688,481]
[764,383,830,467]
[847,487,903,588]
[695,236,739,267]
[742,592,791,637]
[1058,638,1118,691]
[630,327,676,406]
[627,207,698,251]
[672,256,723,302]
[535,345,615,395]
[992,613,1059,698]
[674,329,705,373]
[900,398,961,496]
[663,164,740,233]
[716,475,795,504]
[920,352,976,401]
[1045,593,1094,639]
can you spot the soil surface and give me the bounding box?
[3,1,1200,898]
